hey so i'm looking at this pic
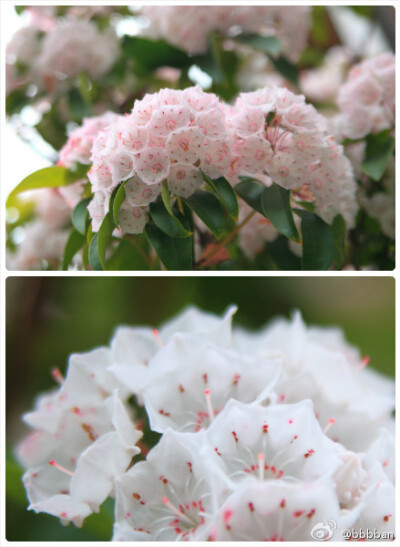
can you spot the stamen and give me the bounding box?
[48,460,73,477]
[257,452,265,481]
[51,368,64,384]
[152,329,164,348]
[356,356,370,371]
[204,389,215,421]
[162,496,193,525]
[323,418,335,434]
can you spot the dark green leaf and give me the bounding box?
[62,229,85,270]
[89,213,114,271]
[106,239,149,270]
[361,130,395,181]
[35,106,68,150]
[294,209,335,270]
[7,166,84,207]
[261,184,299,241]
[145,221,192,270]
[122,36,190,72]
[201,171,239,220]
[235,178,265,215]
[6,87,30,115]
[331,214,346,269]
[233,34,282,56]
[183,191,225,239]
[149,195,192,238]
[264,235,301,270]
[71,198,91,235]
[269,56,299,87]
[109,182,127,227]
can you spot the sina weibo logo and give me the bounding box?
[310,520,337,541]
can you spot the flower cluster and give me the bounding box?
[18,307,395,541]
[335,53,395,140]
[142,6,311,62]
[226,87,358,227]
[6,19,119,96]
[59,85,357,235]
[6,189,72,270]
[87,86,234,234]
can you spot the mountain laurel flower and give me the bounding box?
[142,6,311,62]
[227,87,358,228]
[336,53,395,140]
[18,307,395,540]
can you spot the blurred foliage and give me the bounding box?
[5,276,395,540]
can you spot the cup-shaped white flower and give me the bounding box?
[235,311,395,451]
[141,337,281,433]
[22,391,142,527]
[109,305,237,395]
[113,429,228,541]
[211,478,348,541]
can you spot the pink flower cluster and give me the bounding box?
[142,6,311,62]
[227,88,358,227]
[336,53,395,140]
[87,87,234,233]
[6,19,119,96]
[60,86,357,235]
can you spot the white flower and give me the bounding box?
[18,349,141,526]
[141,338,281,433]
[211,478,349,541]
[234,311,394,451]
[109,305,237,395]
[206,399,343,484]
[113,430,227,541]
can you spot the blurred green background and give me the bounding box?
[6,276,395,541]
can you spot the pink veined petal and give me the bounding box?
[118,204,148,234]
[124,176,161,207]
[167,164,203,198]
[133,147,169,185]
[148,104,191,137]
[166,127,204,164]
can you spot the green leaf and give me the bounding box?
[145,221,192,270]
[331,214,346,270]
[62,229,85,270]
[233,34,282,56]
[262,184,299,241]
[109,182,127,227]
[6,166,85,207]
[71,198,91,235]
[89,213,114,271]
[235,178,265,215]
[105,239,149,270]
[149,195,192,238]
[122,36,190,72]
[201,171,239,220]
[294,209,335,270]
[183,190,225,239]
[269,56,299,87]
[361,130,395,181]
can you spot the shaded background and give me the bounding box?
[6,276,395,540]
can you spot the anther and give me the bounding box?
[356,356,370,371]
[51,368,64,384]
[162,497,193,525]
[48,460,73,477]
[323,418,335,434]
[152,329,164,348]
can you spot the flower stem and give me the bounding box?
[196,208,257,267]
